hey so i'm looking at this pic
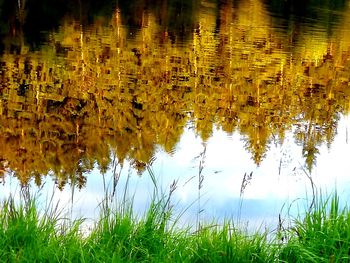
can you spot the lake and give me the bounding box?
[1,0,350,229]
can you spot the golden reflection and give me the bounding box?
[1,0,350,186]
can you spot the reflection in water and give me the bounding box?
[2,117,350,230]
[0,0,350,190]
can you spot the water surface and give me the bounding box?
[1,0,350,227]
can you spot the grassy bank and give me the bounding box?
[0,192,349,262]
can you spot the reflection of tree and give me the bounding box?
[265,0,347,37]
[0,0,350,187]
[0,0,118,50]
[118,0,199,40]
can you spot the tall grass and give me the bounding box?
[0,182,349,262]
[0,197,84,262]
[279,193,350,262]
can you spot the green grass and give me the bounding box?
[278,193,350,263]
[0,190,349,262]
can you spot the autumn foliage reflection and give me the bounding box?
[1,0,350,187]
